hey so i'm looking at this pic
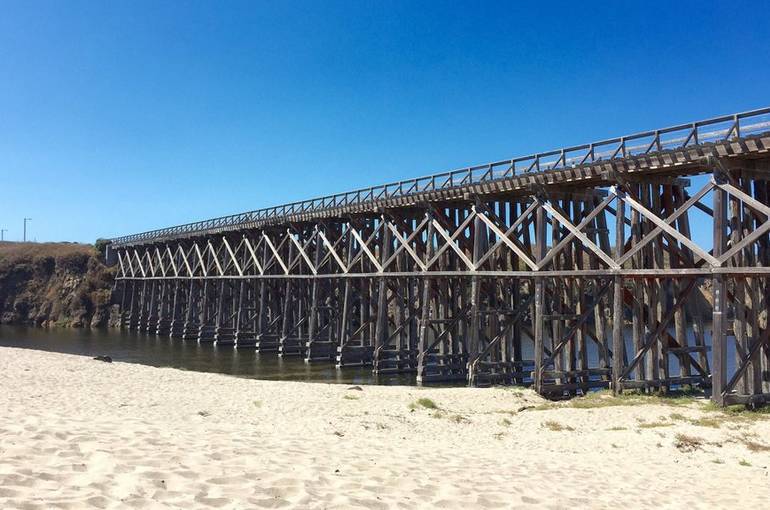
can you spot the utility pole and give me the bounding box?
[23,218,31,242]
[0,229,6,241]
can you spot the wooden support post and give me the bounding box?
[198,278,216,342]
[729,183,748,394]
[593,195,611,377]
[712,176,728,406]
[630,184,644,383]
[306,229,331,360]
[255,241,270,349]
[118,279,128,329]
[652,187,667,393]
[612,192,625,393]
[742,177,761,396]
[467,203,483,384]
[233,280,250,346]
[181,279,196,339]
[337,226,355,365]
[374,219,392,370]
[417,213,435,384]
[575,199,589,391]
[279,237,299,356]
[154,280,169,335]
[137,280,148,330]
[550,203,564,386]
[534,203,547,394]
[755,180,770,396]
[213,280,229,344]
[641,184,658,390]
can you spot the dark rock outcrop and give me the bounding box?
[0,242,118,328]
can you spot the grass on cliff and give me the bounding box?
[0,241,97,267]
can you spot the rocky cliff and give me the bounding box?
[0,241,119,328]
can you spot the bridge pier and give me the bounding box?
[144,280,160,333]
[233,280,257,347]
[169,279,190,338]
[118,280,136,330]
[277,260,308,357]
[254,279,282,352]
[155,281,175,336]
[195,279,217,343]
[372,275,418,375]
[181,279,202,340]
[214,280,237,345]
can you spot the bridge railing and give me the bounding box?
[111,107,770,246]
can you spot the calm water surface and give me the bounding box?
[0,325,417,386]
[0,324,731,386]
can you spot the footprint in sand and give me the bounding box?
[0,487,21,498]
[113,464,135,474]
[206,475,245,486]
[348,497,389,509]
[1,474,35,487]
[37,472,64,482]
[193,494,231,507]
[84,495,112,509]
[249,497,293,508]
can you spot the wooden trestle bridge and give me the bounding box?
[109,108,770,406]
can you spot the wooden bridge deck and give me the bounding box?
[110,107,770,406]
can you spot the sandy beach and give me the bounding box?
[1,347,769,509]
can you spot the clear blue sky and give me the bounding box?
[1,0,768,243]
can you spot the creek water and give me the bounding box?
[0,324,728,386]
[0,325,415,386]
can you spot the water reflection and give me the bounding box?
[0,326,415,386]
[0,323,731,387]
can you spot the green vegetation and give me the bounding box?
[674,433,703,452]
[667,412,721,428]
[741,439,770,452]
[450,414,469,424]
[543,420,574,432]
[94,238,111,259]
[691,416,722,428]
[530,390,770,426]
[424,409,467,424]
[532,389,704,411]
[703,402,770,422]
[638,421,673,429]
[409,397,439,410]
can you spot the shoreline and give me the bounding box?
[1,346,769,509]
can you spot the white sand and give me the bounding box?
[1,347,769,509]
